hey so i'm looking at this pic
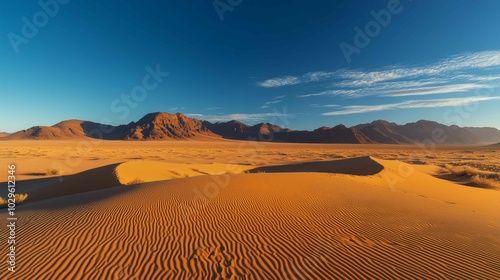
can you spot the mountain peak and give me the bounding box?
[3,114,500,145]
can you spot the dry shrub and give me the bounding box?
[15,193,29,203]
[46,168,61,176]
[445,164,500,190]
[470,176,500,190]
[444,164,484,177]
[0,193,29,206]
[126,178,145,185]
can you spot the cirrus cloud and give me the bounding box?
[322,96,500,116]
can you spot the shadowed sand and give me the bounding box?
[248,156,384,175]
[1,155,499,279]
[10,161,252,205]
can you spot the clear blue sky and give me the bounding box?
[1,0,500,132]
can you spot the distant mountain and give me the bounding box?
[0,132,10,138]
[122,112,216,140]
[205,121,289,140]
[6,120,95,140]
[464,127,500,144]
[4,113,216,141]
[354,120,414,144]
[268,125,375,144]
[354,120,499,145]
[4,112,500,145]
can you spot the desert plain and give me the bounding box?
[0,139,499,279]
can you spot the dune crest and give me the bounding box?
[1,165,499,279]
[114,160,251,185]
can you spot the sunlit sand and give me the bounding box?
[0,140,499,279]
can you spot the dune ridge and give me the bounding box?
[1,157,499,279]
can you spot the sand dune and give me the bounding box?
[249,156,383,175]
[8,161,251,205]
[1,156,499,279]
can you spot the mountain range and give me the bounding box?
[2,112,500,145]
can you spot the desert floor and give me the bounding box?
[0,140,499,279]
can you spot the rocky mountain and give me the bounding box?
[354,120,498,145]
[4,113,215,141]
[4,112,500,145]
[121,112,215,140]
[464,127,500,144]
[205,121,289,140]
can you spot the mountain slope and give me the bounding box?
[6,120,90,140]
[121,112,217,140]
[465,127,500,144]
[4,112,499,145]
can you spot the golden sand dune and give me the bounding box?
[249,156,383,175]
[115,160,252,185]
[15,161,252,205]
[1,157,499,279]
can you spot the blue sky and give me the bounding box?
[1,0,500,132]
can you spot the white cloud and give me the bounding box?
[259,51,500,102]
[264,100,282,105]
[310,104,339,108]
[322,96,500,116]
[258,76,301,88]
[298,89,360,98]
[186,112,294,122]
[381,84,490,97]
[335,51,500,86]
[206,107,222,111]
[258,71,336,88]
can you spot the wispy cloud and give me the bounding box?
[264,100,282,105]
[259,51,500,101]
[381,84,490,97]
[206,107,222,111]
[310,104,339,108]
[169,107,185,112]
[334,51,500,87]
[322,96,500,116]
[186,112,294,122]
[258,72,337,88]
[259,76,300,88]
[298,90,360,98]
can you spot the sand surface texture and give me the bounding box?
[0,141,499,279]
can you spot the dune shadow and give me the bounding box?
[19,172,47,176]
[21,183,140,211]
[248,156,383,176]
[435,173,498,190]
[23,163,123,206]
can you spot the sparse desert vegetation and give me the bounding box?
[0,193,29,207]
[444,163,500,189]
[46,168,61,176]
[470,175,500,190]
[126,178,145,185]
